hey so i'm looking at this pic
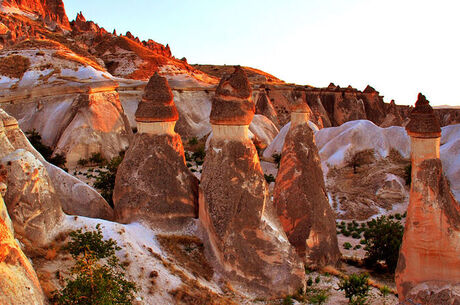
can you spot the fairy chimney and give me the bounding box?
[395,93,460,304]
[114,73,198,228]
[200,67,305,298]
[255,88,280,128]
[273,96,340,267]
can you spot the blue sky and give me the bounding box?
[64,0,460,106]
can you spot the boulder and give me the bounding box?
[200,67,305,297]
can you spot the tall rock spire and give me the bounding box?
[200,67,305,298]
[114,73,198,228]
[395,93,460,304]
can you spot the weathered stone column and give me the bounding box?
[274,95,340,268]
[200,67,305,298]
[114,73,198,228]
[395,93,460,304]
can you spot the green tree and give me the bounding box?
[363,216,404,273]
[93,152,125,207]
[53,224,136,305]
[26,129,67,170]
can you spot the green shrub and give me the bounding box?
[308,289,330,305]
[77,158,89,167]
[380,285,391,305]
[282,295,294,305]
[352,232,361,239]
[354,245,361,250]
[404,164,412,185]
[315,276,321,284]
[89,152,106,166]
[93,151,125,207]
[272,153,282,168]
[188,137,199,145]
[53,224,136,304]
[343,242,352,250]
[264,174,276,183]
[363,216,404,273]
[338,273,370,305]
[307,277,313,286]
[26,129,67,170]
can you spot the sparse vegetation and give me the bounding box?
[93,151,125,207]
[338,273,370,305]
[343,242,352,250]
[264,174,276,183]
[363,216,404,273]
[345,149,375,174]
[272,153,282,168]
[52,224,137,305]
[26,129,67,170]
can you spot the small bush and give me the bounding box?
[354,245,361,250]
[338,273,370,305]
[364,216,404,273]
[26,129,67,170]
[188,137,199,145]
[352,232,361,239]
[345,149,375,174]
[52,224,136,304]
[93,151,125,207]
[89,152,106,165]
[404,164,412,186]
[308,289,330,305]
[343,242,352,250]
[315,276,320,284]
[307,277,313,286]
[283,295,294,305]
[264,174,275,183]
[77,158,89,167]
[272,153,282,168]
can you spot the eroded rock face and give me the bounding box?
[200,138,305,297]
[200,67,304,297]
[255,90,280,128]
[396,94,460,304]
[114,73,198,227]
[0,191,45,305]
[53,91,131,167]
[114,133,199,226]
[1,149,63,246]
[396,159,460,304]
[0,109,114,220]
[274,111,340,267]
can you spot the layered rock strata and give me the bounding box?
[395,94,460,304]
[273,99,340,267]
[114,73,198,227]
[200,67,305,297]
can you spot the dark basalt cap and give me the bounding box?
[210,67,255,125]
[405,93,441,137]
[135,73,179,122]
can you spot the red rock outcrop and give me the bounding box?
[395,93,460,304]
[114,73,198,227]
[0,184,45,305]
[200,67,305,297]
[1,0,70,30]
[274,100,340,267]
[255,88,280,128]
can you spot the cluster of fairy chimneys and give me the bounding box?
[116,69,459,301]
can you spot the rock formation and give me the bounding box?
[114,73,199,227]
[273,98,340,267]
[52,90,131,167]
[395,93,460,304]
[0,109,114,220]
[200,67,305,297]
[1,149,64,246]
[255,88,280,128]
[0,176,45,305]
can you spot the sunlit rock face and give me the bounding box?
[114,73,198,227]
[53,90,131,167]
[396,94,460,305]
[274,102,340,268]
[255,88,280,128]
[0,189,45,305]
[0,109,114,220]
[200,67,305,298]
